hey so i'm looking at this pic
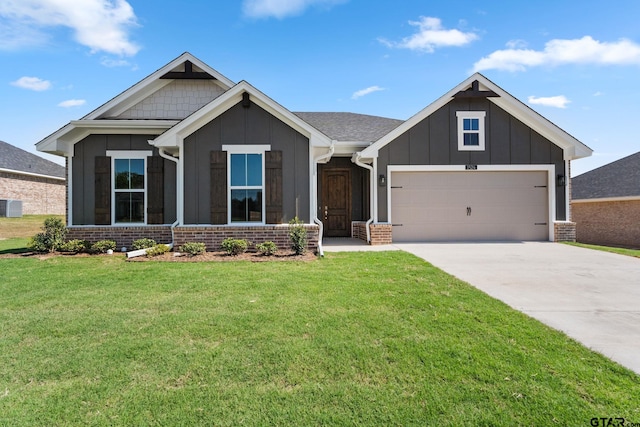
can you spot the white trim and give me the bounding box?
[0,167,65,181]
[386,164,556,241]
[67,155,73,227]
[225,146,270,225]
[107,151,152,226]
[359,73,592,161]
[565,159,571,221]
[572,196,640,203]
[456,111,486,151]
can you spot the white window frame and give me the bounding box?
[456,111,486,151]
[222,145,270,225]
[106,150,152,225]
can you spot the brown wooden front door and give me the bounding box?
[321,168,351,237]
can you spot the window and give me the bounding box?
[223,145,270,223]
[457,111,486,151]
[107,151,151,224]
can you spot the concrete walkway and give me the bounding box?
[324,240,640,375]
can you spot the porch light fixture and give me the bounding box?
[557,174,566,187]
[379,174,386,187]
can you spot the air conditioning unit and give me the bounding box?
[0,199,23,217]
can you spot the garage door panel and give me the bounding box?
[390,171,549,242]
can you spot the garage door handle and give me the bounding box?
[467,206,472,216]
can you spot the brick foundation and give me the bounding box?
[369,223,393,245]
[553,221,576,242]
[66,226,173,250]
[351,221,368,242]
[572,199,640,248]
[66,224,320,253]
[174,225,319,253]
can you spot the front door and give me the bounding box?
[321,168,351,237]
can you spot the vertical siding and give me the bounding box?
[183,101,310,224]
[71,134,175,225]
[376,99,568,222]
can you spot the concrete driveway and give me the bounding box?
[393,242,640,375]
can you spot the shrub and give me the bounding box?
[221,238,249,256]
[288,217,307,255]
[27,217,67,253]
[60,239,90,254]
[146,244,170,257]
[256,241,278,256]
[132,238,156,250]
[179,242,206,256]
[91,240,116,254]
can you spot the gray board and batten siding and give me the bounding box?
[376,98,567,222]
[72,134,177,225]
[183,101,310,224]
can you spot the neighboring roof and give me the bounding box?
[572,151,640,200]
[359,73,593,161]
[294,112,403,143]
[0,140,65,179]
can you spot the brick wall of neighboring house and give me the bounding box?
[0,171,65,215]
[572,199,640,248]
[174,225,319,254]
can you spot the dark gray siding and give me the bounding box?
[377,98,567,221]
[72,134,177,225]
[183,101,310,224]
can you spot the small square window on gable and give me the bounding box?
[456,111,486,151]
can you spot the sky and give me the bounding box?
[1,0,640,177]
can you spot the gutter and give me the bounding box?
[352,152,373,243]
[155,143,181,247]
[313,143,335,256]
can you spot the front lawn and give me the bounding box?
[565,242,640,258]
[0,252,637,426]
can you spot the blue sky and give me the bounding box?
[1,0,639,176]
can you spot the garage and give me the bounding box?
[390,170,550,242]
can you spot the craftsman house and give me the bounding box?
[36,53,591,253]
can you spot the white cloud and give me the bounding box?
[58,99,86,107]
[379,16,478,53]
[101,57,131,67]
[242,0,346,19]
[11,76,51,91]
[528,95,571,109]
[0,0,140,56]
[473,36,640,72]
[351,85,384,100]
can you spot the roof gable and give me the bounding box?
[359,73,592,161]
[572,151,640,199]
[0,140,65,179]
[152,81,333,149]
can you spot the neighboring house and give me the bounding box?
[572,151,640,248]
[0,140,66,215]
[36,53,592,253]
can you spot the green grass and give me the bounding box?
[565,242,640,258]
[0,215,64,239]
[0,252,638,426]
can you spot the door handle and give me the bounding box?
[467,206,472,216]
[324,206,328,220]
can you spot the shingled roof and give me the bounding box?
[572,151,640,199]
[0,140,65,179]
[294,112,403,143]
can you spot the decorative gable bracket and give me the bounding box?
[453,80,499,99]
[160,60,216,80]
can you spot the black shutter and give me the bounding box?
[265,151,283,224]
[95,156,111,225]
[147,156,164,224]
[210,151,227,224]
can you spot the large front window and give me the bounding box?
[230,153,263,223]
[107,151,150,224]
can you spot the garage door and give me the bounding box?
[390,171,549,242]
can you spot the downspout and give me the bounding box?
[352,152,373,243]
[156,145,180,246]
[313,143,335,256]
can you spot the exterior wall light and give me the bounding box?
[379,174,386,187]
[557,174,566,187]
